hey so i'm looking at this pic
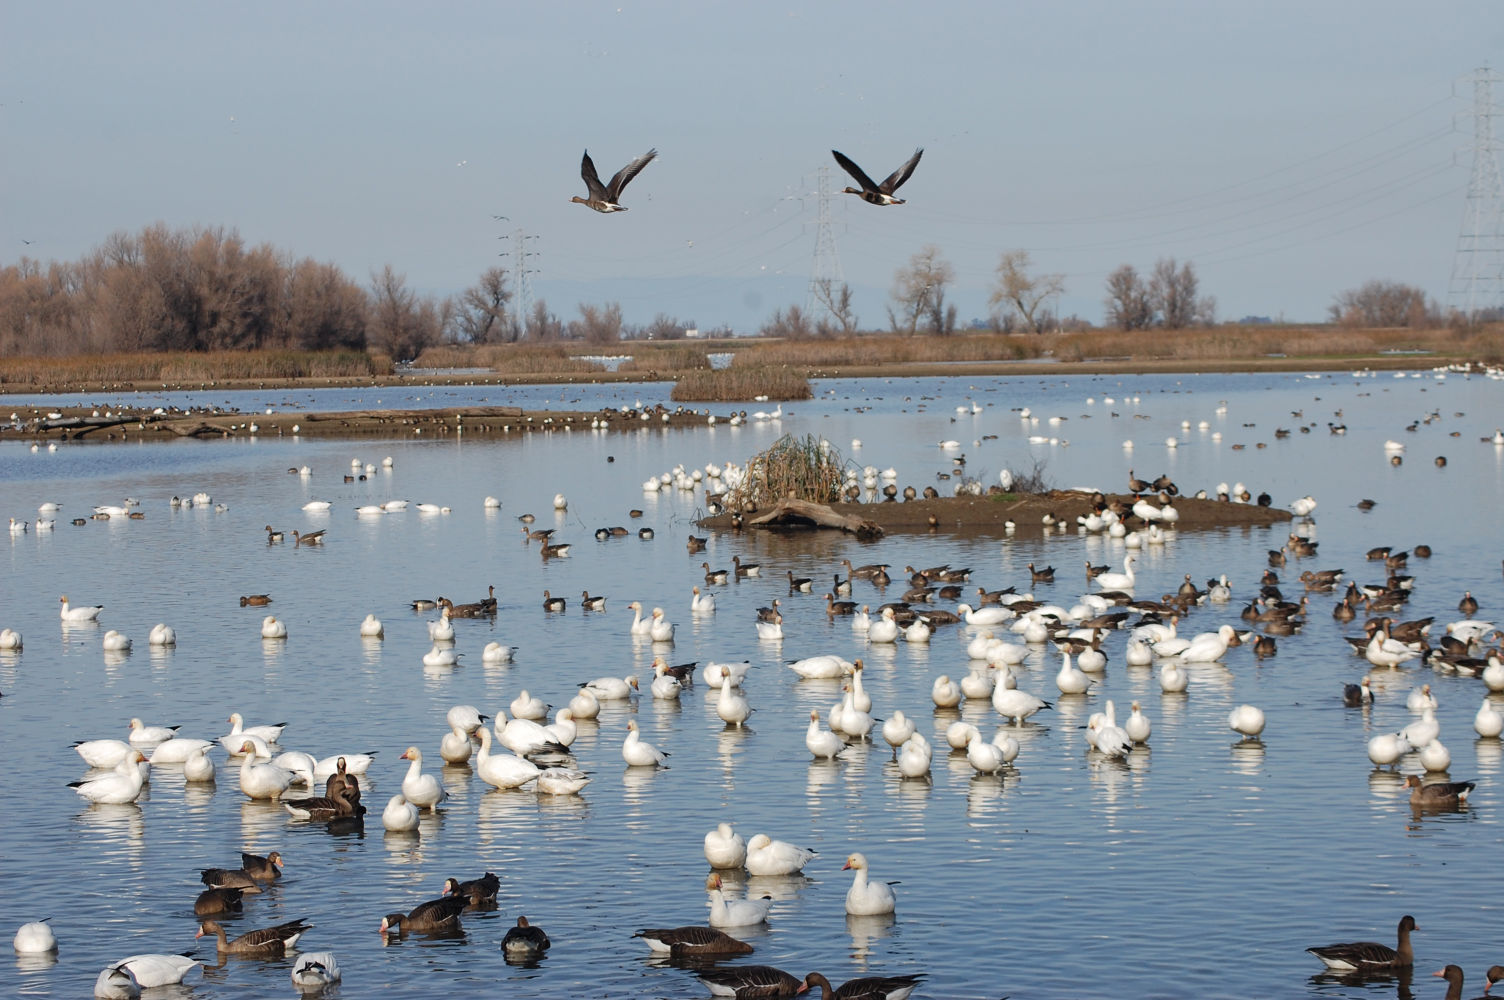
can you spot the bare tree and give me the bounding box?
[760,304,815,339]
[453,267,512,344]
[887,245,954,336]
[989,250,1064,334]
[281,259,367,350]
[1104,264,1154,330]
[572,301,623,344]
[367,266,446,361]
[645,312,685,340]
[1149,257,1217,329]
[526,299,564,341]
[1330,280,1437,327]
[810,279,858,335]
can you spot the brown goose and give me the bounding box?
[697,964,803,998]
[442,872,499,906]
[501,915,550,958]
[283,782,361,820]
[324,757,354,800]
[197,918,311,956]
[634,925,753,957]
[703,562,729,584]
[543,591,567,612]
[571,147,658,213]
[686,535,708,553]
[799,972,925,1000]
[825,594,857,617]
[1460,591,1479,615]
[380,894,466,934]
[194,886,246,915]
[540,542,571,560]
[200,868,261,892]
[787,570,813,593]
[1342,676,1374,707]
[1028,562,1055,584]
[1406,774,1475,808]
[264,525,284,543]
[239,851,283,881]
[841,559,890,582]
[580,591,607,612]
[831,148,923,206]
[733,555,760,578]
[1432,964,1492,1000]
[522,526,556,543]
[291,529,324,547]
[1486,966,1504,993]
[1306,914,1417,972]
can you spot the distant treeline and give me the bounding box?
[1,224,375,357]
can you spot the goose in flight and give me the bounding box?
[572,148,657,213]
[832,147,924,205]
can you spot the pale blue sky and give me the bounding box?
[3,2,1501,331]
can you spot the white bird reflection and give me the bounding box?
[846,912,896,960]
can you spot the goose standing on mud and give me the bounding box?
[571,148,658,213]
[832,148,924,205]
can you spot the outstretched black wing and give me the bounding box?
[831,149,881,193]
[605,148,658,199]
[879,148,924,194]
[579,150,608,201]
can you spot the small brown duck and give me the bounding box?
[831,148,924,206]
[239,594,272,607]
[571,147,658,213]
[197,918,311,956]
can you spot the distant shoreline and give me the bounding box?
[0,351,1464,400]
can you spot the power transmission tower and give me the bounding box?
[1449,66,1504,320]
[805,166,845,324]
[499,229,540,335]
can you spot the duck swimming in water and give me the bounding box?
[831,147,924,205]
[571,148,657,213]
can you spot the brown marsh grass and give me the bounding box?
[0,349,385,386]
[1046,324,1493,362]
[670,366,813,402]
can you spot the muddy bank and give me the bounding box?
[1,403,737,442]
[698,491,1292,539]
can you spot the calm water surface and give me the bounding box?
[2,370,1503,999]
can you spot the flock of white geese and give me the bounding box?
[9,371,1504,998]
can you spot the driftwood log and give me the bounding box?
[745,499,884,540]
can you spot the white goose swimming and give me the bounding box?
[931,675,962,708]
[399,746,447,809]
[493,710,566,757]
[59,595,104,622]
[897,734,932,777]
[1228,704,1266,740]
[704,822,747,868]
[705,873,772,927]
[510,689,549,720]
[691,586,717,614]
[649,607,676,642]
[482,642,516,663]
[75,738,132,769]
[584,675,637,700]
[842,852,896,915]
[1055,650,1093,694]
[260,616,286,639]
[147,737,212,764]
[102,630,132,652]
[1178,624,1237,662]
[1474,698,1503,738]
[183,746,216,782]
[110,954,201,989]
[568,687,601,719]
[69,751,148,804]
[1093,557,1136,591]
[704,660,751,688]
[1125,702,1152,744]
[427,608,455,642]
[806,710,846,760]
[788,654,851,679]
[956,603,1012,627]
[650,661,683,700]
[1367,731,1411,767]
[544,708,578,748]
[220,714,285,753]
[236,745,294,799]
[382,794,420,832]
[624,719,669,766]
[716,677,752,727]
[867,607,899,643]
[992,686,1051,724]
[13,920,57,954]
[359,614,384,638]
[881,709,916,749]
[627,601,653,637]
[147,623,176,646]
[474,727,540,789]
[127,718,178,745]
[0,627,20,650]
[745,833,816,875]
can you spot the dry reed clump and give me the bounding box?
[0,350,383,386]
[670,366,812,402]
[727,434,848,509]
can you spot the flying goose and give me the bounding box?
[831,148,924,205]
[572,148,658,213]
